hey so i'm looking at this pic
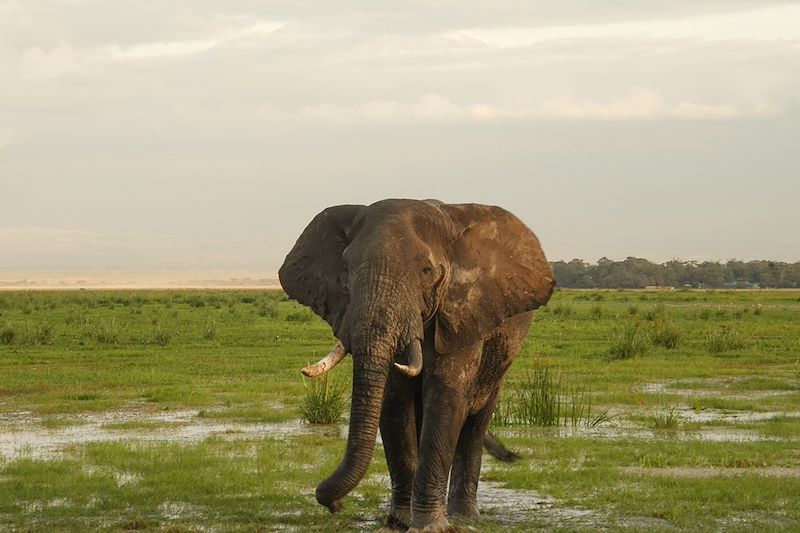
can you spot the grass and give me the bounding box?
[609,319,649,359]
[0,288,799,531]
[650,320,681,349]
[19,320,55,345]
[150,325,173,346]
[285,309,314,322]
[589,304,604,320]
[0,323,15,344]
[647,402,684,429]
[493,365,608,427]
[706,326,745,354]
[91,318,123,344]
[300,373,350,424]
[200,317,217,340]
[551,304,574,317]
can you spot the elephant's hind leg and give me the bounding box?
[448,313,531,518]
[446,393,498,518]
[380,371,419,530]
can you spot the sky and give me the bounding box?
[1,1,799,280]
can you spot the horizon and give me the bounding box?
[2,254,798,289]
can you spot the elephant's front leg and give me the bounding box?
[408,373,470,531]
[379,371,419,531]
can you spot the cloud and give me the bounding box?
[304,94,462,121]
[109,39,219,60]
[11,17,287,80]
[456,4,800,48]
[303,90,775,122]
[107,19,285,60]
[534,90,776,120]
[0,129,20,148]
[20,44,80,79]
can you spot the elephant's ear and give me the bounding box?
[279,205,365,335]
[435,204,555,354]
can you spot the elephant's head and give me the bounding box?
[278,199,554,512]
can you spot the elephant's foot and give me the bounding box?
[319,498,343,514]
[406,519,477,533]
[378,511,409,532]
[447,499,479,519]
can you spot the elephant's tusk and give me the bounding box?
[301,341,348,377]
[394,338,423,377]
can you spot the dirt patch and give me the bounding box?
[0,409,344,461]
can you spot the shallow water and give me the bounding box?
[679,407,800,424]
[3,402,797,463]
[478,480,595,525]
[620,466,800,478]
[0,409,343,461]
[354,473,595,529]
[640,378,797,400]
[496,423,793,443]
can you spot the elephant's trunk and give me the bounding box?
[314,342,393,512]
[315,261,421,512]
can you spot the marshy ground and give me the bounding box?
[0,289,798,531]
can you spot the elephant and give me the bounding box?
[279,199,554,532]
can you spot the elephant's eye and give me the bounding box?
[422,266,433,275]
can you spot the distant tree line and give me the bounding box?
[550,257,800,289]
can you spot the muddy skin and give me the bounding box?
[280,199,555,530]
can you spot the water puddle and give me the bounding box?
[679,408,800,424]
[640,378,797,400]
[478,480,595,526]
[496,424,792,443]
[0,409,345,461]
[353,473,596,530]
[620,466,800,478]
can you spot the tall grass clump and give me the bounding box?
[92,319,122,344]
[707,326,745,354]
[551,304,574,317]
[695,308,711,320]
[589,305,604,320]
[300,374,349,424]
[201,318,217,340]
[21,321,55,345]
[258,301,278,318]
[150,325,173,346]
[650,320,681,349]
[0,323,15,344]
[493,365,607,427]
[285,309,313,323]
[647,402,684,429]
[609,320,649,359]
[642,304,666,321]
[186,295,206,308]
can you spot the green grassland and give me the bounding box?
[1,289,799,532]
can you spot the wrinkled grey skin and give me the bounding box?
[279,199,554,532]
